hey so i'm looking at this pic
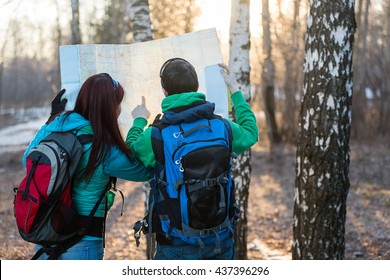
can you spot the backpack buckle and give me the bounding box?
[205,178,218,187]
[199,228,216,236]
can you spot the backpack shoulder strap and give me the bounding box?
[76,134,93,145]
[71,125,94,145]
[150,119,169,164]
[216,116,233,152]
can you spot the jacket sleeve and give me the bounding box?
[227,91,259,155]
[103,146,151,181]
[103,117,151,181]
[126,126,156,168]
[125,117,148,144]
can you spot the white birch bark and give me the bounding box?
[129,0,153,42]
[293,0,356,260]
[229,0,251,260]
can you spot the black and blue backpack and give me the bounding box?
[134,101,239,256]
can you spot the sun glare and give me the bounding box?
[195,0,262,43]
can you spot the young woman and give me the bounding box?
[23,73,150,259]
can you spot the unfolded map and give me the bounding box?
[59,28,228,135]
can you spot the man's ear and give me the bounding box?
[163,88,168,97]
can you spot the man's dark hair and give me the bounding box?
[160,58,199,95]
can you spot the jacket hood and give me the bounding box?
[46,112,90,133]
[161,92,206,113]
[161,92,216,125]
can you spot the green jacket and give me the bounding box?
[127,91,259,168]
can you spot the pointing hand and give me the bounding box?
[131,96,151,120]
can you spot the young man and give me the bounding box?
[127,58,258,259]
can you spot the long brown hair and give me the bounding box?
[72,73,132,181]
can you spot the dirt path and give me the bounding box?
[1,141,389,260]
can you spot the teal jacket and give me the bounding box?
[126,91,259,168]
[23,112,150,219]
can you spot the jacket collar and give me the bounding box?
[161,101,216,125]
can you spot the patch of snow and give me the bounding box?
[0,109,47,153]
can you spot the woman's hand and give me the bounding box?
[46,89,67,124]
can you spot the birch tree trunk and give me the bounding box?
[229,0,251,260]
[293,0,356,259]
[129,0,154,259]
[129,0,153,43]
[70,0,82,44]
[262,0,280,146]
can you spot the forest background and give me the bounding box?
[0,0,389,260]
[1,0,389,140]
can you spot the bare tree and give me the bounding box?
[0,26,11,109]
[9,19,22,110]
[93,0,133,44]
[51,0,63,91]
[276,0,302,143]
[293,0,356,259]
[363,0,390,137]
[70,0,82,44]
[228,0,251,260]
[262,0,281,146]
[378,0,390,135]
[0,0,23,109]
[351,0,370,138]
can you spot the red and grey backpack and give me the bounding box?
[14,131,116,259]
